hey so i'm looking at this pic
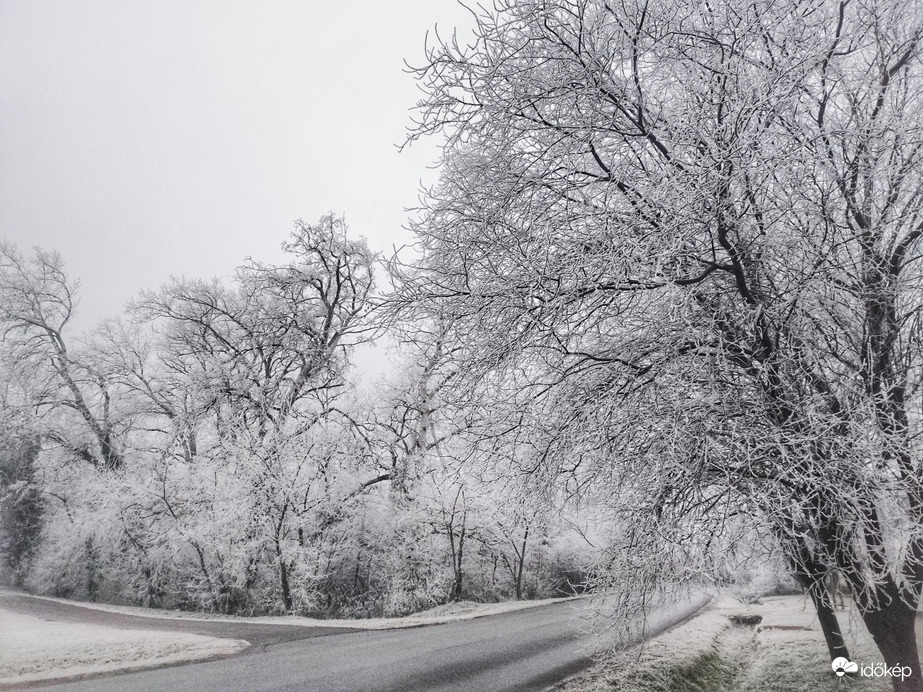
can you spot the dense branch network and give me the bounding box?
[401,0,923,684]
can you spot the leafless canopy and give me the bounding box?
[400,0,923,682]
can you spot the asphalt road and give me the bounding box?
[0,592,358,646]
[4,592,711,692]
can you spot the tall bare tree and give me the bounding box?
[131,214,377,611]
[0,244,122,469]
[400,0,923,687]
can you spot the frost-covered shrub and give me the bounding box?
[0,430,43,586]
[27,506,127,603]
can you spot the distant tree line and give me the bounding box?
[0,216,593,616]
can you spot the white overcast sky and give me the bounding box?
[0,1,474,334]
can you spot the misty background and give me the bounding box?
[1,1,471,335]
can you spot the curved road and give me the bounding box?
[2,591,711,691]
[0,592,357,647]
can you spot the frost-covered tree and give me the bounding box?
[401,0,923,686]
[124,214,377,612]
[0,243,123,469]
[5,217,387,614]
[133,214,375,444]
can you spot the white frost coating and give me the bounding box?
[6,591,579,630]
[0,609,249,685]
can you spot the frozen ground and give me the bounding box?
[0,609,249,686]
[552,594,908,691]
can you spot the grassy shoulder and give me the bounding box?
[553,594,902,691]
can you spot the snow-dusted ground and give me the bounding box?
[6,591,578,629]
[0,609,249,687]
[552,594,902,691]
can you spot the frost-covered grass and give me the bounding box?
[553,595,907,692]
[0,609,249,686]
[4,590,577,629]
[736,595,890,692]
[552,599,743,691]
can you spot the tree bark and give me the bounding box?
[807,584,851,663]
[779,528,851,662]
[450,514,466,602]
[279,559,293,613]
[514,527,529,601]
[861,597,922,692]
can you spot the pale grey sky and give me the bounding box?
[0,1,473,334]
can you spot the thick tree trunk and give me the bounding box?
[862,598,922,692]
[99,431,122,471]
[806,585,850,662]
[781,539,850,662]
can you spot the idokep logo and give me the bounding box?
[832,657,858,676]
[832,657,913,681]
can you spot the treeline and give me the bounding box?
[0,215,589,616]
